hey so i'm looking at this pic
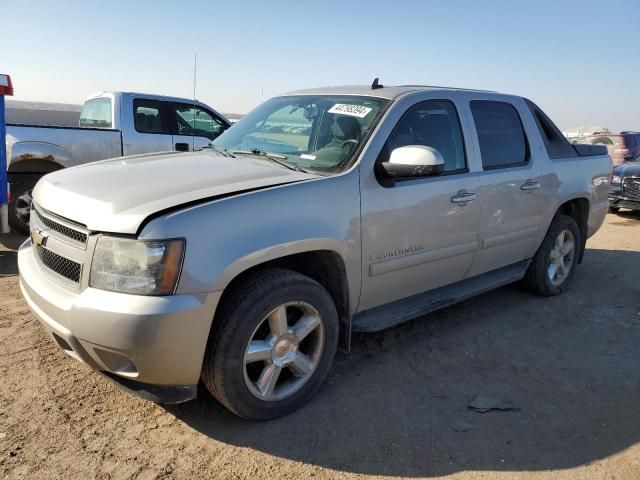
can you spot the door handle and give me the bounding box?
[451,192,477,204]
[521,180,541,192]
[175,142,190,152]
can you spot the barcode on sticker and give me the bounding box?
[328,104,372,118]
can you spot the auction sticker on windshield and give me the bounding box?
[328,104,373,118]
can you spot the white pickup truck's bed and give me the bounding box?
[6,124,122,172]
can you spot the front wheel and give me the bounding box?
[522,214,581,296]
[201,268,339,420]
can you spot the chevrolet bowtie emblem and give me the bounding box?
[31,226,49,248]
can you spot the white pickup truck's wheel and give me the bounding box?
[8,174,39,235]
[523,214,581,296]
[201,268,338,420]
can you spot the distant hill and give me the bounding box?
[6,99,83,112]
[224,113,244,122]
[6,100,82,126]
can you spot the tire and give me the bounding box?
[8,174,40,235]
[201,268,339,420]
[522,214,581,296]
[608,206,620,213]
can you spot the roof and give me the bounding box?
[87,91,212,105]
[283,84,498,100]
[85,91,228,119]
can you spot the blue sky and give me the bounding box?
[3,0,639,130]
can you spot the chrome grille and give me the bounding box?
[31,207,88,246]
[36,246,82,284]
[623,177,640,200]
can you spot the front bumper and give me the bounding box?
[608,190,640,210]
[18,239,221,403]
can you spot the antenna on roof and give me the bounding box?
[192,52,197,151]
[371,78,383,90]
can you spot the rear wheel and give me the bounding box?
[8,174,39,235]
[201,268,339,420]
[608,206,620,213]
[523,214,580,296]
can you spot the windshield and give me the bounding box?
[212,95,388,172]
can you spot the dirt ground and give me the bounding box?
[1,212,639,480]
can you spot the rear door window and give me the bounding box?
[79,98,113,128]
[133,99,169,134]
[470,101,529,169]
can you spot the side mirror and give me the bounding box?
[381,145,445,179]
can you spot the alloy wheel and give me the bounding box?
[547,229,575,286]
[243,301,325,401]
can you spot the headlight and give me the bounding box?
[90,237,185,295]
[611,175,621,185]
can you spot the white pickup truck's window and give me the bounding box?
[212,95,388,173]
[79,98,112,129]
[134,101,166,134]
[173,104,226,141]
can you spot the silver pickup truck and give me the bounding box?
[6,91,230,233]
[18,84,611,420]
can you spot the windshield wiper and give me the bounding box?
[231,149,309,173]
[201,144,235,157]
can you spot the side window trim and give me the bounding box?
[376,98,470,181]
[132,98,171,135]
[524,98,577,159]
[171,102,227,140]
[470,100,531,171]
[200,107,228,130]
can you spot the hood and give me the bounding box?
[33,150,317,233]
[613,161,640,177]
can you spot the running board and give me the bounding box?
[352,260,530,332]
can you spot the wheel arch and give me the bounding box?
[553,197,589,263]
[214,249,352,351]
[8,141,70,173]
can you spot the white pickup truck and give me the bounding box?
[6,91,230,233]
